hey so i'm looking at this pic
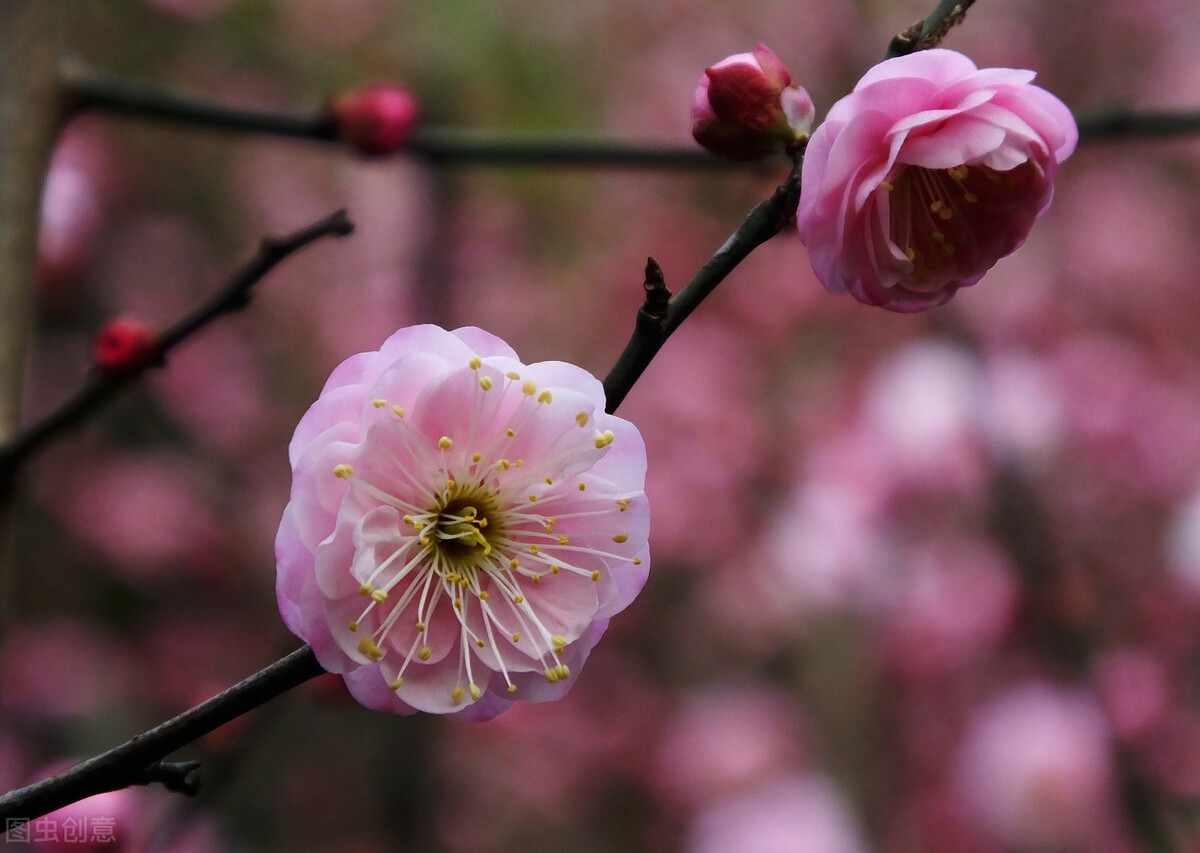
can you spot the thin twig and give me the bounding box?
[0,646,324,825]
[0,209,355,492]
[62,64,758,171]
[1076,107,1200,141]
[603,153,803,414]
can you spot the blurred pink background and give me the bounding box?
[9,0,1200,850]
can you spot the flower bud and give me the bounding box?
[92,316,159,376]
[691,44,815,161]
[326,83,419,157]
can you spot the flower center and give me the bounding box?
[880,161,1039,291]
[426,485,503,564]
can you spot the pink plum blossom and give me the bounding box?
[276,325,650,719]
[796,49,1076,312]
[686,774,870,853]
[691,44,815,161]
[956,682,1119,850]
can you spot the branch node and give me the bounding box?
[640,257,671,327]
[137,761,202,797]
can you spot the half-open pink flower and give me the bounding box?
[796,49,1077,312]
[276,325,650,720]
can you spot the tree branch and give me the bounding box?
[887,0,979,58]
[0,209,355,492]
[603,153,803,414]
[62,64,758,171]
[0,646,324,825]
[1075,106,1200,141]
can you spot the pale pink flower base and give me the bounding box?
[276,325,650,719]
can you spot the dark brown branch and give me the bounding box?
[0,646,324,825]
[603,153,803,414]
[0,209,355,492]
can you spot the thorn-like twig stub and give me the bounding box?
[642,257,671,325]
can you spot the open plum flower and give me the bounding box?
[276,325,650,719]
[797,49,1077,312]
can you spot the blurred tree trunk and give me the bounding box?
[0,3,61,638]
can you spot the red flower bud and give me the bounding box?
[691,44,815,162]
[93,316,159,375]
[327,83,420,157]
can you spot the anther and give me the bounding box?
[522,380,537,396]
[469,356,482,369]
[613,533,629,544]
[392,405,405,418]
[334,464,354,479]
[418,646,432,661]
[451,686,464,704]
[576,412,589,427]
[594,430,616,448]
[537,390,553,404]
[389,677,404,689]
[438,436,453,449]
[358,638,385,660]
[479,376,494,391]
[372,398,387,408]
[469,684,482,700]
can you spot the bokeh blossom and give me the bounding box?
[691,44,815,161]
[276,325,649,719]
[796,48,1077,311]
